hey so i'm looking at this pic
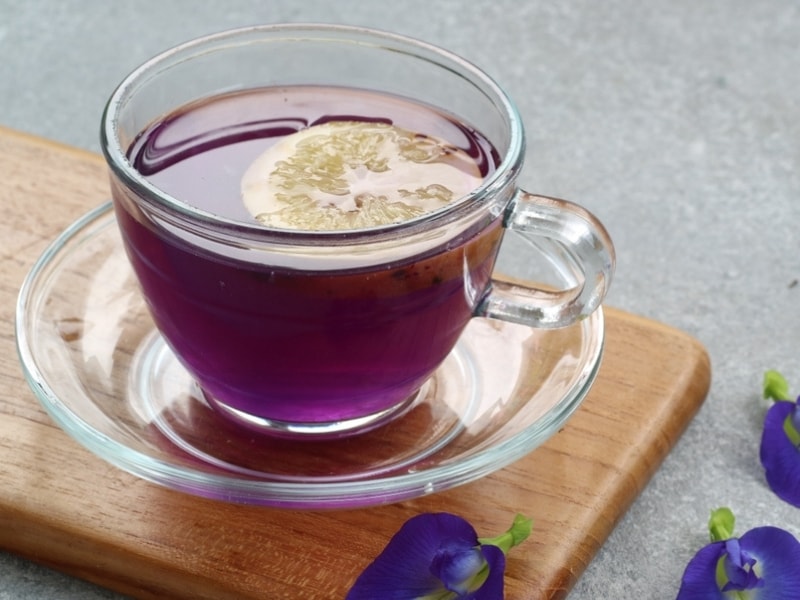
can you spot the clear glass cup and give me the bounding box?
[101,24,614,439]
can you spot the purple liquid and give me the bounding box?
[112,86,502,428]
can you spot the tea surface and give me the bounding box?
[129,86,497,229]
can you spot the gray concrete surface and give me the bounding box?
[2,1,799,598]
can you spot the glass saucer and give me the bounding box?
[16,202,604,508]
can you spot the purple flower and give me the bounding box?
[677,507,800,599]
[761,370,800,507]
[346,513,531,599]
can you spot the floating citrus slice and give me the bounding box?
[241,121,483,230]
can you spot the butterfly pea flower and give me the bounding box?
[677,507,800,599]
[761,370,800,507]
[346,512,531,599]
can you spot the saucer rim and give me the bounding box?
[16,201,604,507]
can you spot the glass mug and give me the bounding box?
[101,24,614,438]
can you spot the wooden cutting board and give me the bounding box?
[0,127,711,599]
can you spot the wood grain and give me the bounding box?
[0,127,711,599]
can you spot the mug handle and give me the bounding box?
[475,191,615,328]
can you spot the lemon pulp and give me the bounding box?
[241,121,483,230]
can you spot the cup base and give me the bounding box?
[201,386,427,440]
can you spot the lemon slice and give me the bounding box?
[241,121,483,230]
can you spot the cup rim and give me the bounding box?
[100,23,525,245]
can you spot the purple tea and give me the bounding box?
[111,86,503,430]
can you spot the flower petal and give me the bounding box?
[677,528,800,600]
[462,544,506,600]
[676,541,728,599]
[430,540,485,595]
[740,526,800,599]
[791,400,800,435]
[721,538,763,591]
[760,401,800,507]
[346,513,479,599]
